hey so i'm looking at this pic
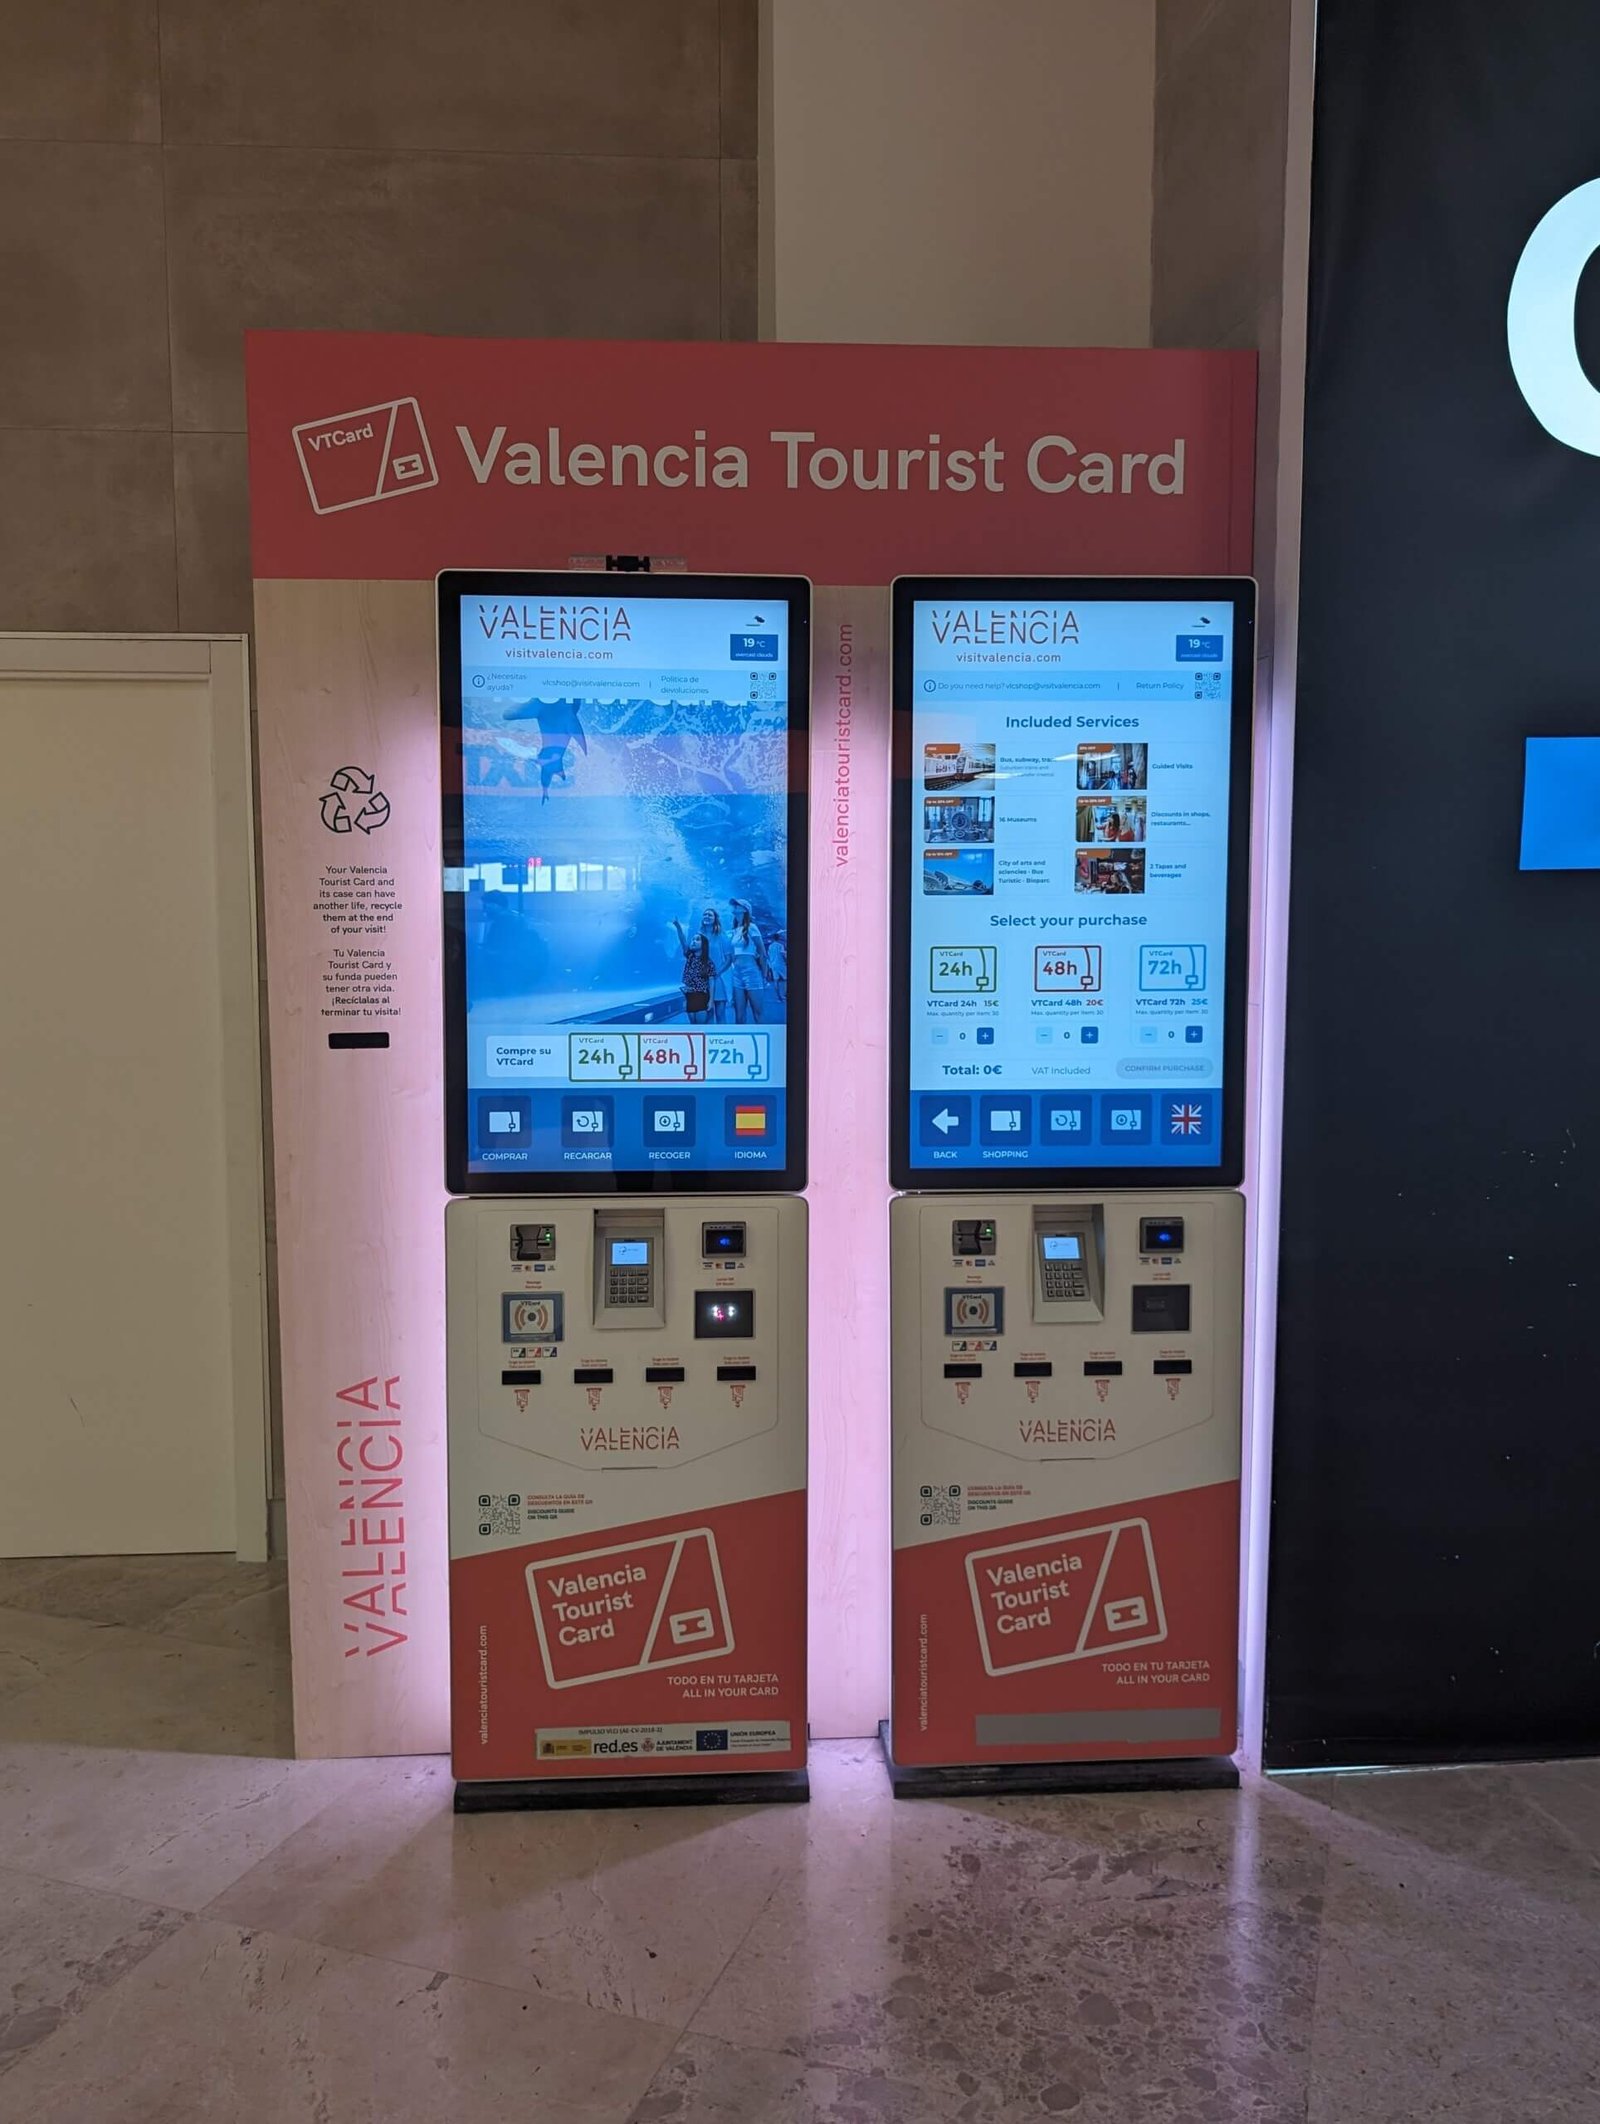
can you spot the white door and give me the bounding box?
[0,636,267,1558]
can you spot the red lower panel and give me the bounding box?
[451,1489,806,1781]
[892,1480,1239,1766]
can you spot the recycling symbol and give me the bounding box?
[320,765,390,835]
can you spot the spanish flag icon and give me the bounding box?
[733,1104,768,1136]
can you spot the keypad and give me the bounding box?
[1041,1261,1089,1303]
[606,1268,653,1307]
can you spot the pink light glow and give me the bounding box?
[1239,0,1316,1769]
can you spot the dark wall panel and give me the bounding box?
[1269,0,1600,1765]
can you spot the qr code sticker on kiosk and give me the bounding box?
[476,1493,523,1539]
[919,1483,962,1528]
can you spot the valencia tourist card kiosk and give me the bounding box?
[885,576,1255,1794]
[441,572,811,1806]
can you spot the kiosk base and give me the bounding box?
[877,1722,1238,1800]
[454,1768,810,1814]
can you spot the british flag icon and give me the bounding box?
[1168,1100,1206,1138]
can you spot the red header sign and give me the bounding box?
[245,333,1255,585]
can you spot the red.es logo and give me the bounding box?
[293,397,438,515]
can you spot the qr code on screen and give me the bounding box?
[476,1493,523,1539]
[917,1483,962,1529]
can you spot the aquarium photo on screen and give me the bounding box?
[441,574,809,1190]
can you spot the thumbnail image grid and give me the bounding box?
[1075,848,1145,895]
[923,847,994,895]
[1075,796,1145,846]
[923,793,994,844]
[923,737,999,893]
[923,742,995,791]
[1076,742,1147,791]
[1075,743,1148,893]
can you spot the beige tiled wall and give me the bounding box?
[0,0,758,634]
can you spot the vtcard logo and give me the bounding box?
[293,397,438,514]
[527,1527,734,1690]
[965,1517,1168,1677]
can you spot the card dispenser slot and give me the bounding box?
[1082,1360,1123,1377]
[573,1367,614,1385]
[645,1365,685,1384]
[1013,1360,1053,1378]
[717,1363,758,1382]
[1153,1358,1194,1375]
[944,1362,983,1379]
[501,1370,541,1387]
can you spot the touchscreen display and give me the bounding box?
[899,585,1248,1181]
[445,578,805,1186]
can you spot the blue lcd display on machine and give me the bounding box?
[891,578,1253,1190]
[441,573,810,1193]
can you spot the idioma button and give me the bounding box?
[724,1096,771,1144]
[1162,1091,1216,1144]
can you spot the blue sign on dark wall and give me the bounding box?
[1519,737,1600,869]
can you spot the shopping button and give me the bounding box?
[979,1096,1032,1146]
[476,1093,531,1149]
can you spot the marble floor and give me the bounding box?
[0,1558,1595,2122]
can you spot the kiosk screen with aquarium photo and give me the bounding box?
[441,573,810,1193]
